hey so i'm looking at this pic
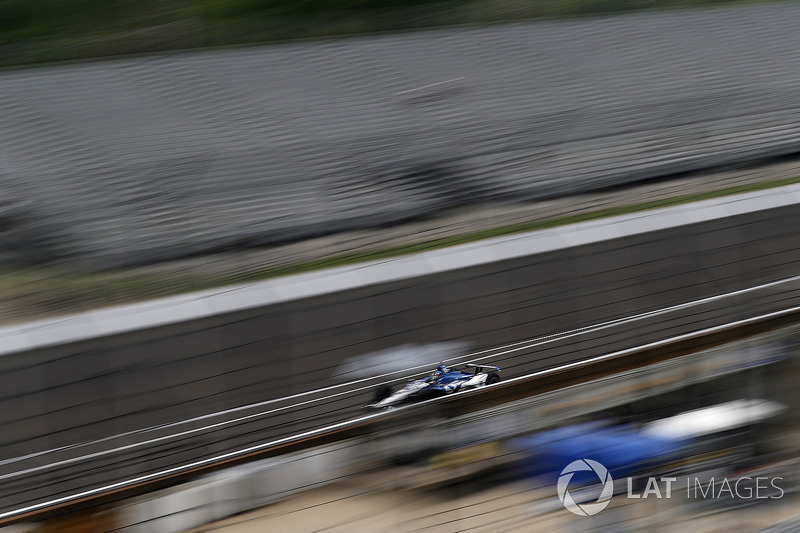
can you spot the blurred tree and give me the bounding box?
[0,0,763,60]
[193,0,461,19]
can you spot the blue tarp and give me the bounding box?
[511,422,685,484]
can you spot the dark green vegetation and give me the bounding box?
[0,0,781,66]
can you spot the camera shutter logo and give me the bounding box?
[557,459,614,516]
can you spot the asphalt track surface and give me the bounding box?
[1,274,799,520]
[5,3,800,265]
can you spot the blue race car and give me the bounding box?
[367,362,501,410]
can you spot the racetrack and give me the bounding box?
[0,274,798,521]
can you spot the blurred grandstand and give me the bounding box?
[2,3,800,275]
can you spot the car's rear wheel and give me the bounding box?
[487,373,500,385]
[374,385,394,403]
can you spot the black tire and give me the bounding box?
[487,373,500,385]
[373,385,394,403]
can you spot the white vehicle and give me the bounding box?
[366,363,501,410]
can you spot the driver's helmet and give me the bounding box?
[428,364,450,382]
[430,364,449,381]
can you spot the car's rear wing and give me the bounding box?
[464,363,500,373]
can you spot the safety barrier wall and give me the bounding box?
[112,442,359,533]
[0,186,798,513]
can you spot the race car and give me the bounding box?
[366,362,501,410]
